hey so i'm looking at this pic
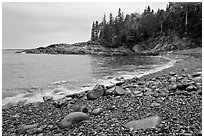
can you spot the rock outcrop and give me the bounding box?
[18,41,135,56]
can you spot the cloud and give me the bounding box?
[2,2,168,49]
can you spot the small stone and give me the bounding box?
[170,71,176,76]
[121,103,129,108]
[114,86,127,95]
[198,91,202,95]
[133,90,141,95]
[177,83,190,90]
[150,102,160,106]
[12,113,20,118]
[168,84,178,91]
[153,92,159,97]
[18,124,39,135]
[43,95,53,102]
[125,116,162,130]
[91,108,103,115]
[136,93,143,97]
[75,106,89,113]
[186,85,198,92]
[105,87,116,96]
[60,112,89,128]
[37,133,44,136]
[108,105,117,111]
[170,77,177,82]
[77,132,83,136]
[192,76,202,81]
[192,72,202,78]
[54,133,63,136]
[53,98,68,108]
[87,85,105,100]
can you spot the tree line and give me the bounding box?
[90,2,202,48]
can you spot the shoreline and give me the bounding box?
[2,47,202,136]
[2,55,175,108]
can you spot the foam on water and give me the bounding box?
[2,55,176,107]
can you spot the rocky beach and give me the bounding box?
[2,47,202,136]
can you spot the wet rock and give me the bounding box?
[43,95,53,102]
[153,92,159,97]
[192,76,202,81]
[186,85,198,92]
[192,72,202,78]
[53,97,70,108]
[87,85,105,100]
[114,86,127,95]
[18,124,39,135]
[75,106,89,113]
[107,105,117,111]
[132,90,141,95]
[125,116,161,130]
[27,126,44,134]
[60,112,89,128]
[54,133,63,136]
[107,76,113,79]
[170,77,177,82]
[198,91,202,95]
[170,71,176,76]
[136,93,143,97]
[12,113,20,118]
[144,91,154,96]
[177,83,190,90]
[104,87,116,96]
[91,108,103,115]
[150,102,160,106]
[168,84,178,91]
[121,103,129,108]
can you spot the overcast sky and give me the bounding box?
[2,2,168,49]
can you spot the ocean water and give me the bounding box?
[2,49,175,106]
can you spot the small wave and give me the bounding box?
[2,56,176,107]
[96,56,176,87]
[49,80,67,85]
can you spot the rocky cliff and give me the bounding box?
[132,34,197,55]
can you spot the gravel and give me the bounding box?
[2,48,202,136]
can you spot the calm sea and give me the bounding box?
[2,49,174,106]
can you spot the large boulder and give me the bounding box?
[125,116,161,130]
[87,85,105,100]
[60,112,89,128]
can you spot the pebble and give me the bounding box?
[186,85,198,92]
[133,90,141,95]
[170,71,176,76]
[114,86,127,95]
[125,116,162,130]
[136,93,143,97]
[91,108,103,115]
[87,85,105,100]
[121,103,129,108]
[43,96,53,102]
[75,106,89,113]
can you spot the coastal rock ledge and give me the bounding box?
[18,41,135,56]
